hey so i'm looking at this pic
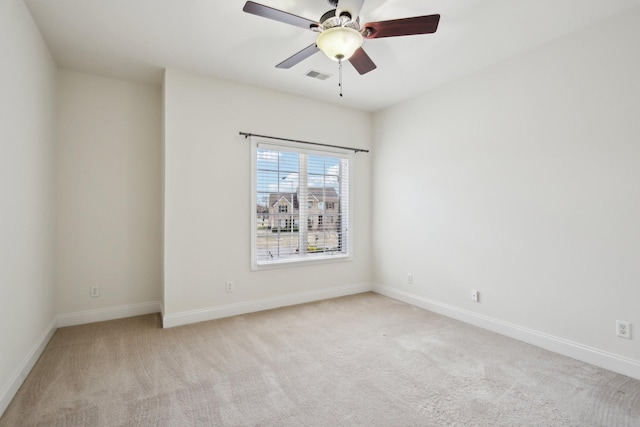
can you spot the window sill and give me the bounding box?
[252,253,352,271]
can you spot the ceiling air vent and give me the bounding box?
[304,70,332,81]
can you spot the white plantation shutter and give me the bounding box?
[252,141,351,268]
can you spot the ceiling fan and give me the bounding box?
[242,0,440,75]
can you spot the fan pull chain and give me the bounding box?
[338,59,343,97]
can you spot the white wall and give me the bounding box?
[56,70,162,318]
[163,69,372,323]
[372,9,640,377]
[0,0,57,414]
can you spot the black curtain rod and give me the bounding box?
[239,132,369,153]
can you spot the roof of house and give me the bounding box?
[269,187,338,208]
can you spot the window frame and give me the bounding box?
[251,138,353,270]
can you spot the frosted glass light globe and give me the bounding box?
[316,27,363,61]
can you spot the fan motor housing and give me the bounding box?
[320,9,337,24]
[320,9,359,31]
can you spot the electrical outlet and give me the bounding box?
[90,285,100,297]
[471,289,478,302]
[226,281,234,293]
[407,273,413,284]
[616,320,631,339]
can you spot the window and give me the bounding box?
[326,202,335,210]
[252,140,351,268]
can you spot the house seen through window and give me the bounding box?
[252,141,351,267]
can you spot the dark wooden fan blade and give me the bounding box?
[363,14,440,39]
[349,47,377,75]
[276,43,320,69]
[243,1,319,30]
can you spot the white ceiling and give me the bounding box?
[25,0,640,111]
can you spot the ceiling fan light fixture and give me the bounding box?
[316,26,363,61]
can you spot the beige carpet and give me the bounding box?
[1,293,639,426]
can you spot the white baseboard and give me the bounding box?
[373,285,640,381]
[56,301,162,328]
[0,317,57,417]
[163,283,373,328]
